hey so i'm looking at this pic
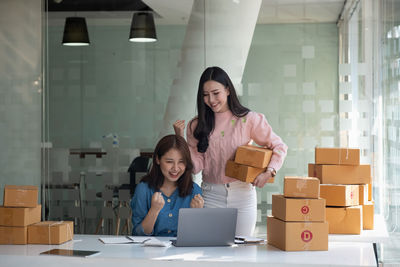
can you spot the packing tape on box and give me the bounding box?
[314,146,350,165]
[301,222,313,251]
[47,221,73,244]
[338,147,350,164]
[303,199,310,221]
[14,188,36,205]
[302,240,311,251]
[295,179,307,191]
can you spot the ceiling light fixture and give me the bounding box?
[129,12,157,43]
[62,17,90,46]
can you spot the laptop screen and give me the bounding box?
[174,208,237,247]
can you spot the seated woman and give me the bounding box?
[130,134,204,236]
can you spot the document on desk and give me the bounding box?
[234,236,265,244]
[98,236,151,244]
[142,238,172,247]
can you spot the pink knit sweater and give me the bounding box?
[186,110,288,184]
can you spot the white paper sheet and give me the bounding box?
[99,237,134,244]
[235,236,265,244]
[142,238,172,247]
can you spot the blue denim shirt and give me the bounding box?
[131,181,202,237]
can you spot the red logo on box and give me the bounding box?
[301,206,309,214]
[350,192,354,199]
[301,230,313,242]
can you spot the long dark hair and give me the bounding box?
[190,66,249,153]
[141,135,194,197]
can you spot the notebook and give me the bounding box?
[172,208,237,247]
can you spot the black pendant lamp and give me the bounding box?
[62,17,90,46]
[129,12,157,43]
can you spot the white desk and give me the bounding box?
[329,215,389,243]
[1,235,377,267]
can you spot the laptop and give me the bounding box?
[172,208,237,247]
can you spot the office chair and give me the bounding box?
[126,156,150,195]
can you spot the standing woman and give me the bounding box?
[131,135,203,237]
[173,66,287,236]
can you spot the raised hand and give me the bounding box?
[173,120,185,137]
[190,194,204,208]
[150,192,165,212]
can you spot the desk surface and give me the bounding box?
[1,235,377,267]
[328,215,389,243]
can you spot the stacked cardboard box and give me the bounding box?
[308,148,374,234]
[0,185,74,245]
[28,221,74,244]
[267,177,328,251]
[225,145,273,183]
[0,185,41,244]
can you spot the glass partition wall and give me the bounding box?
[43,0,341,235]
[337,0,400,264]
[44,1,193,234]
[381,0,400,234]
[377,0,400,263]
[0,0,42,208]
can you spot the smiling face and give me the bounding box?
[203,80,230,113]
[156,148,186,184]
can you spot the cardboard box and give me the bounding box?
[359,184,368,205]
[0,226,27,244]
[272,195,325,222]
[368,183,373,201]
[326,206,362,234]
[315,147,360,165]
[308,164,371,184]
[4,185,38,208]
[234,145,272,168]
[320,184,359,206]
[284,177,320,199]
[0,205,41,226]
[28,221,74,244]
[267,216,328,251]
[363,201,374,230]
[225,160,271,183]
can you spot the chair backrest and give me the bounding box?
[127,156,150,194]
[128,156,150,173]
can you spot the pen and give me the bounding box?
[141,238,151,243]
[126,236,151,243]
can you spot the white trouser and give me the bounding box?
[201,181,257,236]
